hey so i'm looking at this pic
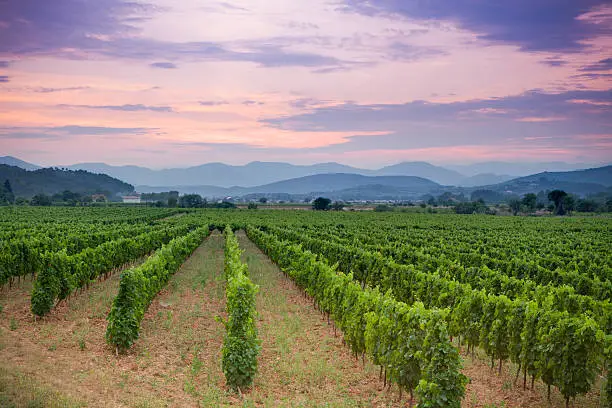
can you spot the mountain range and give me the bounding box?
[1,156,610,200]
[2,156,604,188]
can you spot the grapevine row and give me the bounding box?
[221,226,260,390]
[303,225,610,299]
[105,225,209,352]
[30,223,194,316]
[247,226,467,407]
[263,225,607,405]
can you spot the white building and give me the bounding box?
[122,195,141,204]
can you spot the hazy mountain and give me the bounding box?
[377,161,464,185]
[136,184,237,197]
[446,161,601,177]
[67,161,366,188]
[138,173,440,198]
[68,160,473,187]
[486,165,612,195]
[461,173,514,187]
[0,156,41,171]
[320,184,444,201]
[242,173,440,195]
[0,164,134,198]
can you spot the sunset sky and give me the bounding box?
[0,0,611,168]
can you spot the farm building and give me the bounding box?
[121,194,141,204]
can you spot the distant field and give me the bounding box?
[0,207,609,407]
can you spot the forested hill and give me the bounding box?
[0,165,134,198]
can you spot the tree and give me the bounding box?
[4,179,12,194]
[576,199,597,212]
[312,197,331,211]
[167,197,178,207]
[548,190,568,215]
[248,202,258,209]
[258,197,268,204]
[179,194,203,208]
[508,199,521,216]
[1,179,15,204]
[521,193,537,212]
[30,193,52,206]
[374,204,393,212]
[454,201,487,214]
[331,201,344,211]
[563,195,575,215]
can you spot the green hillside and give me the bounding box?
[0,165,134,198]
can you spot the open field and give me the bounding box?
[0,207,609,407]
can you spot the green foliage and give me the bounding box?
[30,194,52,206]
[106,226,209,351]
[221,227,260,390]
[262,222,607,403]
[0,164,133,198]
[548,190,568,215]
[0,179,14,205]
[521,193,537,211]
[454,201,487,214]
[179,194,204,208]
[312,197,331,211]
[374,204,393,212]
[247,226,466,406]
[31,223,193,316]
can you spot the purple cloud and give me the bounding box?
[0,125,155,140]
[580,58,612,72]
[540,57,568,67]
[341,1,612,52]
[150,62,177,69]
[199,100,229,106]
[58,104,174,112]
[33,86,90,93]
[261,89,612,152]
[0,0,152,54]
[242,100,265,106]
[0,1,357,72]
[0,76,9,83]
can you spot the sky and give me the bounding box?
[0,0,611,169]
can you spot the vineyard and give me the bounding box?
[0,206,609,407]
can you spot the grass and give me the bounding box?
[0,366,83,408]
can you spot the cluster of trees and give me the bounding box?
[0,180,14,205]
[454,199,490,214]
[508,190,612,215]
[20,190,108,206]
[312,197,345,211]
[178,194,236,209]
[141,191,179,207]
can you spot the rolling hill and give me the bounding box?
[0,165,134,198]
[138,173,441,200]
[0,156,41,171]
[67,160,500,187]
[486,165,612,195]
[245,173,440,194]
